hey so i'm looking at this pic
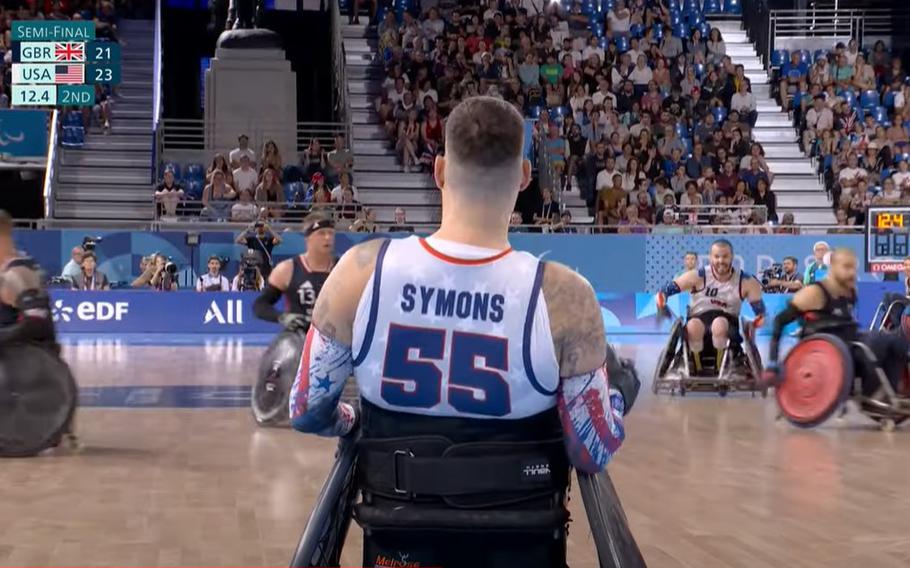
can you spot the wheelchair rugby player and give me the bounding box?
[768,248,910,429]
[285,98,644,568]
[652,239,766,396]
[0,211,79,457]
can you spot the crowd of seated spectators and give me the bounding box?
[157,133,418,232]
[784,39,910,232]
[371,0,775,230]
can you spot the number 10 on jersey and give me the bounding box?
[381,324,512,417]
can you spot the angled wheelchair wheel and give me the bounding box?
[0,344,77,458]
[777,334,852,428]
[252,331,306,426]
[652,319,683,394]
[577,470,647,568]
[290,435,358,567]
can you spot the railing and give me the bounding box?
[42,109,60,218]
[330,0,352,143]
[151,0,163,184]
[675,204,768,224]
[159,119,347,154]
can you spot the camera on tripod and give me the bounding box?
[82,236,102,252]
[760,263,785,288]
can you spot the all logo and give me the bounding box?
[204,299,244,325]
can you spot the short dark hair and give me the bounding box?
[711,239,734,254]
[445,96,525,170]
[784,256,798,264]
[684,251,698,258]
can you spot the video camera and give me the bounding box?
[760,263,785,288]
[82,236,102,252]
[236,249,263,291]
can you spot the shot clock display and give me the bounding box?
[866,207,910,272]
[9,21,121,108]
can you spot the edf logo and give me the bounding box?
[204,299,244,325]
[53,299,129,322]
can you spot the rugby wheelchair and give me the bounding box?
[0,342,78,457]
[251,330,306,426]
[776,333,910,431]
[651,315,766,397]
[868,293,910,336]
[289,431,647,568]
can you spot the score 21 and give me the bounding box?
[86,41,121,62]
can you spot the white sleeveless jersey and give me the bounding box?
[688,267,745,316]
[351,236,560,420]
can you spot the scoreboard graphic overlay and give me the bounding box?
[866,206,910,272]
[9,21,121,108]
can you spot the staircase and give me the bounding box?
[342,24,441,224]
[711,19,833,225]
[54,19,155,221]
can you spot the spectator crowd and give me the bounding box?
[787,39,910,232]
[371,0,780,232]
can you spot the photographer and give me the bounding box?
[196,255,231,292]
[762,256,803,293]
[132,255,157,288]
[232,249,266,291]
[150,254,179,291]
[71,252,110,291]
[235,219,281,277]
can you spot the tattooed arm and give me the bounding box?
[289,238,386,436]
[543,262,626,474]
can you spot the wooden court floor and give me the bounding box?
[1,341,910,567]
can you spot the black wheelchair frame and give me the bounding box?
[289,433,648,568]
[776,333,910,431]
[651,316,765,397]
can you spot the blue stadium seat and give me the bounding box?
[861,89,880,109]
[528,105,543,119]
[284,165,303,183]
[598,36,609,50]
[770,49,788,68]
[63,111,81,127]
[672,22,688,37]
[697,21,711,38]
[670,11,683,25]
[601,0,615,11]
[675,122,690,139]
[666,0,681,11]
[184,163,205,182]
[185,180,203,200]
[883,91,896,110]
[723,0,741,14]
[873,105,889,124]
[712,106,727,123]
[283,182,297,204]
[840,89,857,108]
[687,10,704,27]
[615,35,630,52]
[682,137,693,156]
[797,50,811,66]
[814,49,828,63]
[630,23,644,38]
[61,125,85,148]
[881,168,893,182]
[703,0,721,13]
[694,62,705,78]
[683,0,699,13]
[652,23,664,40]
[582,0,599,15]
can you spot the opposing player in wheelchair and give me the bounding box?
[767,249,910,430]
[867,256,910,336]
[652,239,766,397]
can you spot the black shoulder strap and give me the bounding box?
[6,256,38,271]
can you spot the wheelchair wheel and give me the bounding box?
[652,319,683,394]
[777,334,852,428]
[290,435,358,567]
[0,344,77,458]
[252,331,306,426]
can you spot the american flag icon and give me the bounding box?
[55,43,85,62]
[54,64,84,84]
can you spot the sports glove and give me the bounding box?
[606,343,641,415]
[278,312,308,331]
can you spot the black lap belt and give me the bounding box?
[357,436,568,499]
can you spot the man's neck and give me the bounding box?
[304,250,333,270]
[435,204,511,250]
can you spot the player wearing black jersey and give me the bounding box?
[253,214,337,332]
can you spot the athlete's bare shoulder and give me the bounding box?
[541,261,606,378]
[675,267,702,290]
[267,257,295,290]
[0,263,42,307]
[311,238,388,345]
[791,281,825,311]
